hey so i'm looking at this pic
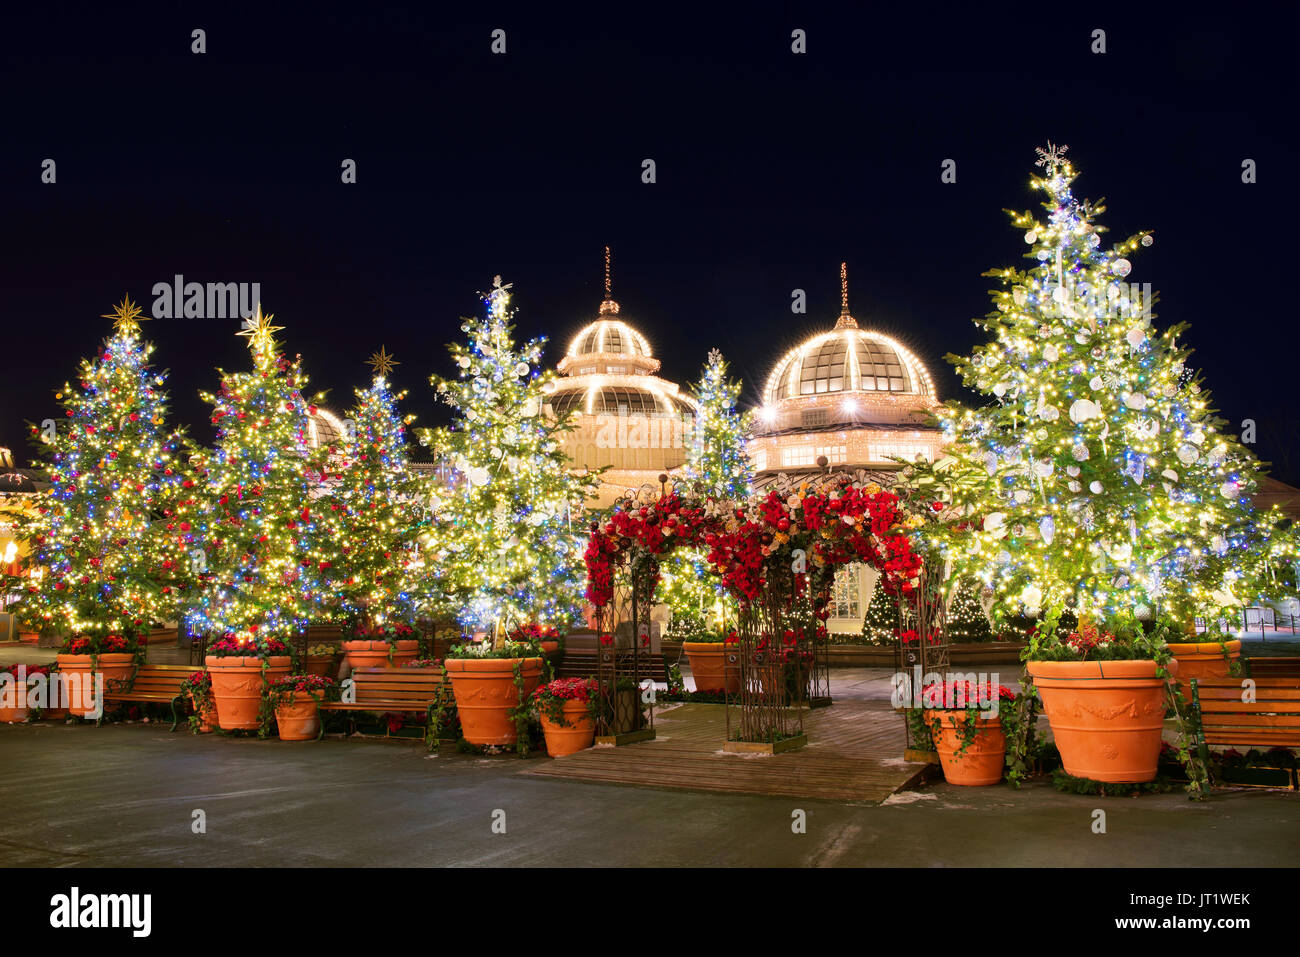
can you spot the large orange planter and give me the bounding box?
[1027,659,1177,783]
[55,653,136,718]
[342,639,419,670]
[41,673,69,720]
[445,657,544,745]
[0,670,33,722]
[274,699,321,741]
[539,700,596,757]
[928,711,1006,785]
[0,684,30,723]
[684,642,740,693]
[1166,640,1240,703]
[206,655,292,731]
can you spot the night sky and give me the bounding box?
[3,4,1296,478]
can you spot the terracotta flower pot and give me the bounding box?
[206,655,292,731]
[684,642,740,693]
[305,654,337,678]
[342,639,419,670]
[274,698,321,741]
[41,673,69,721]
[1027,659,1177,783]
[55,653,136,718]
[445,657,544,745]
[928,710,1006,786]
[539,640,560,654]
[540,699,595,756]
[0,686,30,723]
[1166,640,1241,703]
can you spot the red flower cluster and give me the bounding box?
[933,679,1016,710]
[1064,623,1114,658]
[584,493,717,607]
[208,634,290,658]
[63,633,134,656]
[509,623,559,643]
[269,673,336,695]
[533,677,598,703]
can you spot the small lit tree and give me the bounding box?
[327,347,424,627]
[945,578,993,642]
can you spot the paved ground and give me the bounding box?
[1,665,1296,867]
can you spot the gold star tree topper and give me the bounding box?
[102,295,149,333]
[237,305,284,344]
[368,346,399,377]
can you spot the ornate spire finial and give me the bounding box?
[103,295,149,333]
[367,345,399,377]
[598,246,620,315]
[834,261,858,329]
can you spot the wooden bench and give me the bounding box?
[100,664,201,732]
[1244,657,1300,679]
[317,668,452,748]
[554,650,668,683]
[1192,676,1300,789]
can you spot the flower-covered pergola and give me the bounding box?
[584,475,928,748]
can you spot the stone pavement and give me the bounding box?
[0,719,1295,867]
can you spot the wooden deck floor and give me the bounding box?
[523,700,930,804]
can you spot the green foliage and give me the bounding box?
[1050,769,1174,796]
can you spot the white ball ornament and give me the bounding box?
[1090,481,1104,494]
[1123,392,1148,410]
[1141,234,1154,247]
[1024,230,1038,244]
[1072,444,1090,461]
[1043,344,1060,361]
[1066,465,1081,477]
[1112,259,1132,277]
[1069,399,1102,423]
[1125,327,1147,348]
[1177,445,1199,465]
[1034,461,1055,479]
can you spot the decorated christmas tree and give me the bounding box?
[659,349,753,633]
[425,276,596,633]
[945,578,992,642]
[328,347,424,627]
[185,309,331,644]
[682,348,754,500]
[7,298,188,637]
[859,579,902,644]
[918,144,1265,624]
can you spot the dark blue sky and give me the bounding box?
[3,3,1296,478]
